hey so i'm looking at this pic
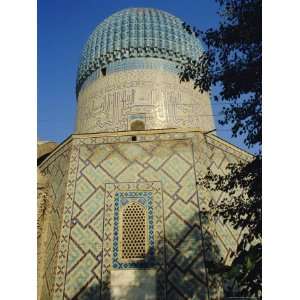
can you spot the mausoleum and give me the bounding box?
[37,8,252,300]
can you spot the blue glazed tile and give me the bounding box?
[76,8,203,95]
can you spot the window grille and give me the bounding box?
[121,202,147,260]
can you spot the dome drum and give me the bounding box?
[75,8,213,135]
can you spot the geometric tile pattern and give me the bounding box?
[48,143,81,300]
[38,130,253,300]
[38,145,71,300]
[201,135,250,260]
[64,136,210,300]
[59,143,107,300]
[193,133,252,299]
[49,137,211,299]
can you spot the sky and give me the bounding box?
[38,0,256,154]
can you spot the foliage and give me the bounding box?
[202,156,262,298]
[180,0,262,298]
[181,0,261,149]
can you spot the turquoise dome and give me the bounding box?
[76,8,203,94]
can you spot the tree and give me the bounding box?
[180,0,261,298]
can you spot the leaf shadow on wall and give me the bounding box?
[74,210,235,300]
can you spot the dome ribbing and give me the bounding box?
[76,8,203,94]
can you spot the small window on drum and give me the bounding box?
[101,67,107,76]
[130,120,145,131]
[121,202,147,260]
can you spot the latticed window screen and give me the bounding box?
[121,202,147,260]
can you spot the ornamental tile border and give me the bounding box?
[73,130,195,146]
[53,144,80,299]
[112,191,155,269]
[80,57,181,93]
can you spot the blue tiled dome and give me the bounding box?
[76,8,203,94]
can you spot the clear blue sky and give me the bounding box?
[38,0,255,154]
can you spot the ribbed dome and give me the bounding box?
[76,8,203,94]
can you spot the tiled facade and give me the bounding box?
[38,130,252,300]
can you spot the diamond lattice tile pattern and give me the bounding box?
[44,132,251,300]
[63,139,209,300]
